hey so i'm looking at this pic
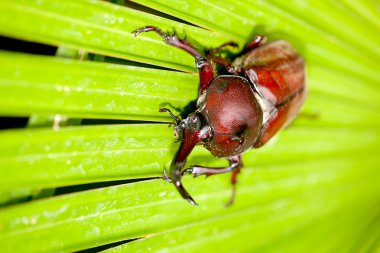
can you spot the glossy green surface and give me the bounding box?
[0,51,198,120]
[0,0,379,252]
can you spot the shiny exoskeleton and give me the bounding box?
[133,26,306,206]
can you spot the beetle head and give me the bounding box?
[174,113,204,140]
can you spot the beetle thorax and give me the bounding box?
[174,112,212,143]
[201,75,264,157]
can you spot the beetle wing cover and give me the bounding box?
[236,40,306,147]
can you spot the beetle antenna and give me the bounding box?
[159,108,181,123]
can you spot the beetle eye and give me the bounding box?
[189,115,198,124]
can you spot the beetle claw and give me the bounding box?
[162,169,172,183]
[181,167,193,176]
[173,179,198,206]
[182,166,201,177]
[183,166,211,178]
[185,195,198,206]
[131,28,143,37]
[132,26,158,37]
[182,167,204,178]
[225,184,236,207]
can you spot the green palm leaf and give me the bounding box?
[0,0,379,252]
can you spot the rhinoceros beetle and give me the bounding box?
[133,26,306,206]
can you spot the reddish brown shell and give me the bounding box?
[201,75,263,157]
[235,40,306,147]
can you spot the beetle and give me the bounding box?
[133,26,306,206]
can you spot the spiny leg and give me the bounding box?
[132,26,215,95]
[204,35,266,70]
[163,169,198,206]
[207,41,238,55]
[243,34,267,53]
[183,155,242,206]
[183,155,242,177]
[226,166,241,206]
[133,26,202,59]
[206,41,238,73]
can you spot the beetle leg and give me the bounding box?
[184,155,242,177]
[174,177,198,206]
[132,26,215,96]
[207,41,239,55]
[226,162,242,206]
[183,163,238,178]
[204,41,238,73]
[163,167,198,205]
[183,155,242,206]
[242,35,267,53]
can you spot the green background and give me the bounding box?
[0,0,379,252]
